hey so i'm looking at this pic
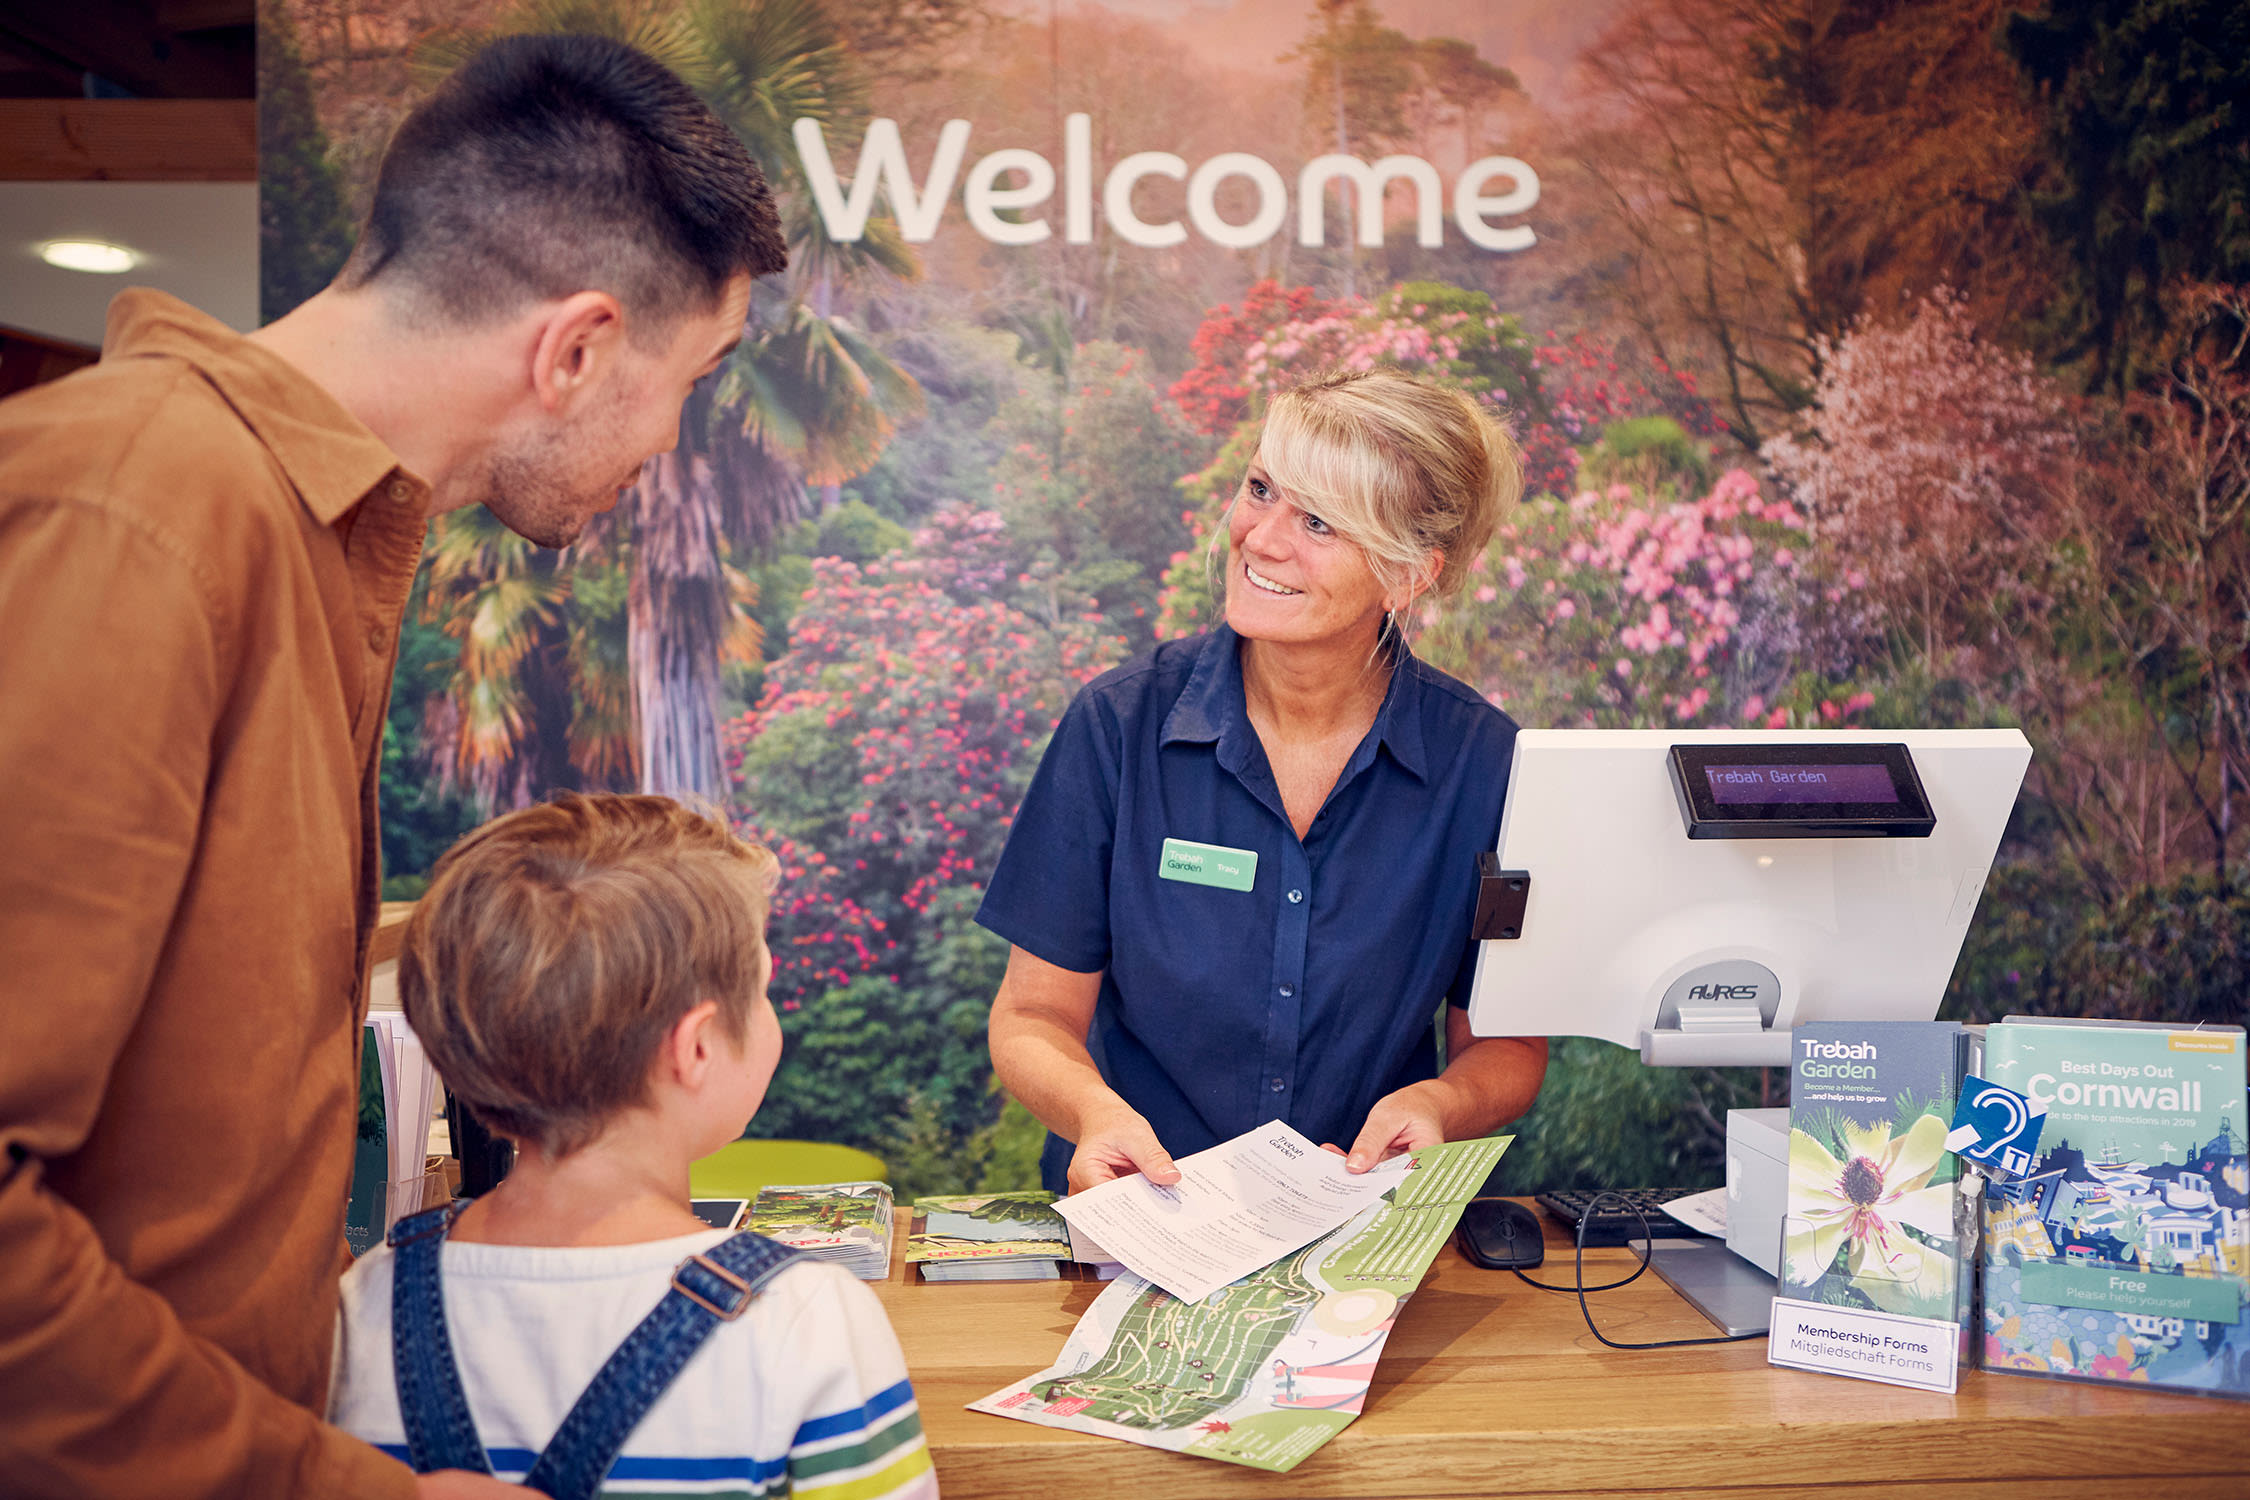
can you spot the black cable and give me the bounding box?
[1502,1193,1653,1292]
[1511,1253,1648,1295]
[1461,1195,1650,1292]
[1508,1192,1763,1349]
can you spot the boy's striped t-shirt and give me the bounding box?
[329,1228,937,1499]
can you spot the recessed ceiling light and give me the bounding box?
[39,239,138,274]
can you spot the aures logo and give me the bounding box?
[1688,983,1764,1002]
[793,114,1541,253]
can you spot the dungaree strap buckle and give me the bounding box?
[386,1201,458,1249]
[670,1253,756,1321]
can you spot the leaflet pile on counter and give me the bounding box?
[907,1191,1070,1281]
[749,1180,895,1280]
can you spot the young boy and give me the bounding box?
[329,793,938,1499]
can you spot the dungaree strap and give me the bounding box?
[387,1203,491,1476]
[521,1231,803,1500]
[386,1204,804,1500]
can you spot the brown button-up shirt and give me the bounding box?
[0,290,425,1499]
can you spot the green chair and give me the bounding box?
[688,1139,887,1200]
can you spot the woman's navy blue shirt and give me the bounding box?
[976,625,1517,1193]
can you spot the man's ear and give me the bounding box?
[528,290,627,414]
[662,999,725,1089]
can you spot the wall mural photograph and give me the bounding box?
[261,0,2250,1197]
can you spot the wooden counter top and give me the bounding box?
[868,1207,2250,1499]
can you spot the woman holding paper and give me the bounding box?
[980,368,1549,1195]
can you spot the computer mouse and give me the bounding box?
[1456,1197,1546,1270]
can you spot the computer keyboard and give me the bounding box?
[1534,1188,1715,1247]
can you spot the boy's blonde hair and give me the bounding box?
[1256,367,1522,608]
[398,792,780,1156]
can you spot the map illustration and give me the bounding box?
[970,1135,1509,1472]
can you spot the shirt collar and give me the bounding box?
[1160,623,1431,783]
[102,289,422,525]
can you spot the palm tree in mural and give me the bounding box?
[417,0,923,801]
[418,503,645,808]
[622,0,920,799]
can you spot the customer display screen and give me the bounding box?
[1704,762,1900,805]
[1668,742,1934,838]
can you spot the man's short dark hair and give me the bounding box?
[341,34,786,330]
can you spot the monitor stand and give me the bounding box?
[1647,1240,1775,1337]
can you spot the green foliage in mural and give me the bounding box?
[726,508,1126,1193]
[2005,0,2250,389]
[257,0,355,324]
[379,572,480,899]
[1490,1039,1768,1194]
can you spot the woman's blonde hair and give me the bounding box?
[1253,367,1521,610]
[397,791,779,1156]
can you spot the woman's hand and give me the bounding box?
[1067,1106,1182,1194]
[1335,1081,1452,1173]
[990,946,1188,1195]
[1334,1023,1552,1173]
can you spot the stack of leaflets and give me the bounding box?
[749,1181,895,1281]
[1767,1021,1973,1393]
[1978,1018,2248,1397]
[345,1029,390,1257]
[907,1191,1070,1282]
[1781,1021,1972,1322]
[1067,1222,1127,1281]
[346,1014,446,1255]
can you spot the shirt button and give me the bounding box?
[1278,983,1294,997]
[1287,889,1304,904]
[387,478,414,504]
[366,622,389,653]
[1270,1078,1286,1093]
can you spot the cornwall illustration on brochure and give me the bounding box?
[969,1135,1509,1473]
[1980,1019,2250,1396]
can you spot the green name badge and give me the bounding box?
[1158,837,1257,892]
[2020,1260,2243,1325]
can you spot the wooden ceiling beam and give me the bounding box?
[0,99,256,181]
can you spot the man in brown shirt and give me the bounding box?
[0,36,783,1498]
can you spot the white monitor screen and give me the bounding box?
[1464,729,2032,1067]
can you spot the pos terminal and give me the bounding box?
[1462,728,2032,1330]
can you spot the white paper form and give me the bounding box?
[1064,1221,1123,1274]
[1661,1185,1728,1237]
[1054,1120,1412,1302]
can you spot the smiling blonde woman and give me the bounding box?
[980,367,1550,1195]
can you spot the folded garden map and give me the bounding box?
[969,1135,1509,1472]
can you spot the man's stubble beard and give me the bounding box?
[480,423,610,550]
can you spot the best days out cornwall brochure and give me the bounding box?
[1979,1020,2249,1396]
